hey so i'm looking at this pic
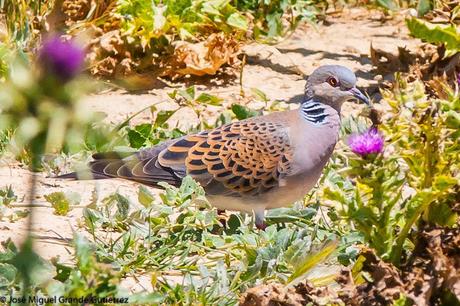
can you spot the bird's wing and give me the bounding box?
[158,119,294,196]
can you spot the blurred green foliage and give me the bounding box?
[2,0,56,43]
[44,191,81,216]
[0,58,89,169]
[0,185,17,207]
[375,0,432,13]
[407,17,460,56]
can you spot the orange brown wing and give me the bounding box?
[158,120,294,196]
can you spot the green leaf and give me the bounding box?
[178,86,195,101]
[73,234,94,273]
[11,237,54,287]
[445,111,460,129]
[426,202,458,227]
[52,261,72,282]
[225,213,242,234]
[337,246,360,266]
[266,207,316,224]
[266,13,282,37]
[250,88,268,102]
[0,263,17,286]
[287,240,338,283]
[406,18,460,53]
[376,0,398,10]
[231,104,259,120]
[322,187,346,203]
[44,191,80,216]
[138,185,155,207]
[0,239,17,262]
[201,2,223,15]
[113,193,130,220]
[196,93,223,105]
[285,239,311,267]
[134,123,154,138]
[226,12,248,31]
[154,110,176,127]
[128,129,147,149]
[434,175,458,191]
[416,0,432,16]
[83,208,102,234]
[0,185,17,206]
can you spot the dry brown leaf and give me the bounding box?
[62,0,115,26]
[356,249,406,305]
[371,42,460,96]
[239,282,307,306]
[90,56,118,76]
[161,33,241,79]
[424,1,460,25]
[99,30,123,54]
[239,281,343,306]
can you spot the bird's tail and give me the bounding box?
[55,171,112,180]
[55,151,137,180]
[56,145,182,187]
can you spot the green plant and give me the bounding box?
[75,176,346,304]
[0,0,46,48]
[322,119,406,263]
[116,0,321,45]
[0,0,55,82]
[0,238,55,299]
[372,0,432,14]
[0,185,17,207]
[44,191,81,216]
[406,17,460,56]
[125,110,185,149]
[323,76,459,266]
[0,129,15,154]
[382,76,459,263]
[46,234,129,305]
[0,42,17,81]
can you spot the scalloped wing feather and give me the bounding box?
[158,120,294,196]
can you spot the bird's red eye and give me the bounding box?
[327,77,339,87]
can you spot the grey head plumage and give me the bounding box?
[304,65,369,111]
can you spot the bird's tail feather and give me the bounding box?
[55,151,137,181]
[55,170,112,180]
[56,149,182,187]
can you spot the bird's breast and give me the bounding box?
[289,113,339,176]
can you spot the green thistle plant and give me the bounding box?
[382,76,459,264]
[323,75,459,266]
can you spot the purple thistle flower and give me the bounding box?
[39,36,85,81]
[348,127,384,157]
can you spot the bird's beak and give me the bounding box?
[349,87,370,105]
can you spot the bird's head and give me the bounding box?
[304,65,369,111]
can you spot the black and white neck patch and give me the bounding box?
[300,100,329,125]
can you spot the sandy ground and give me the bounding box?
[0,8,420,292]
